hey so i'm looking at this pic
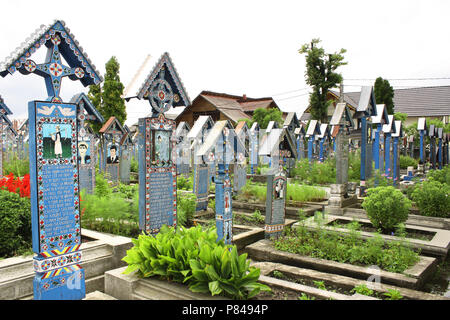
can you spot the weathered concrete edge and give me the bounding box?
[246,239,435,290]
[252,261,448,300]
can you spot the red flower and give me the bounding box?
[0,173,30,198]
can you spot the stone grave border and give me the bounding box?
[0,229,132,300]
[246,239,437,290]
[295,214,450,259]
[251,261,448,300]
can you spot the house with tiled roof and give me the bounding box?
[301,85,450,127]
[342,85,450,126]
[175,91,284,127]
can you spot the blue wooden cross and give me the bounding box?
[0,20,102,300]
[417,118,427,164]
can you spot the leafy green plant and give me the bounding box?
[272,270,285,279]
[250,210,265,224]
[351,284,373,296]
[362,186,411,233]
[274,223,419,273]
[208,198,215,211]
[298,293,315,300]
[313,280,326,291]
[130,156,139,173]
[410,180,449,218]
[383,289,403,300]
[0,189,32,258]
[122,225,270,300]
[188,245,271,299]
[399,155,418,170]
[348,151,361,182]
[177,193,197,227]
[426,167,450,185]
[177,174,193,191]
[292,158,336,185]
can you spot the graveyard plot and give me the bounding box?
[0,229,132,300]
[296,214,450,259]
[251,262,448,300]
[246,236,437,290]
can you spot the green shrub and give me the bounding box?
[0,189,32,257]
[348,151,361,182]
[292,158,336,185]
[177,174,193,191]
[177,193,197,227]
[399,155,418,170]
[130,157,139,173]
[362,186,411,233]
[426,167,450,185]
[411,180,450,218]
[122,225,270,299]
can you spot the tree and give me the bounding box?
[374,77,395,114]
[299,39,347,123]
[88,56,127,132]
[248,108,283,129]
[394,112,408,124]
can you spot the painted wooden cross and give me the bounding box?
[0,20,103,300]
[175,121,191,175]
[417,118,427,165]
[392,120,403,185]
[70,93,104,193]
[306,120,320,163]
[294,124,306,161]
[429,125,437,170]
[371,104,389,171]
[354,86,377,192]
[196,120,239,244]
[318,123,330,163]
[382,115,395,179]
[258,127,296,239]
[99,117,127,183]
[249,122,260,174]
[134,52,190,235]
[189,115,214,212]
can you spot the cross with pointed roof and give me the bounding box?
[21,33,85,102]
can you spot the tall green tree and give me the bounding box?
[88,56,127,132]
[374,77,395,114]
[299,38,347,123]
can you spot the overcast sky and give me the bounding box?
[1,0,450,125]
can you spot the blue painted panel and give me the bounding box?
[33,268,85,300]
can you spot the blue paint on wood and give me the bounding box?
[420,130,425,163]
[308,136,313,163]
[360,118,367,182]
[374,124,381,170]
[393,137,399,185]
[385,133,391,176]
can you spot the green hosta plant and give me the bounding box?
[122,225,220,282]
[122,225,270,299]
[187,245,271,300]
[362,186,411,233]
